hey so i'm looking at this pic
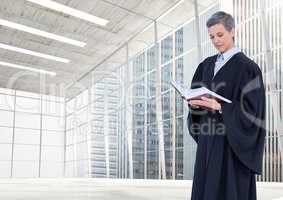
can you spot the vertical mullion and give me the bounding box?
[10,90,16,177]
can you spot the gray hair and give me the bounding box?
[206,11,235,31]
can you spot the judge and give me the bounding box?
[187,11,266,200]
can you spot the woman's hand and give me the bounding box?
[188,96,221,112]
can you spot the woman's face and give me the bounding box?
[208,23,235,53]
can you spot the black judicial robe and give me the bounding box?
[187,52,266,200]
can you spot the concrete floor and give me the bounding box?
[0,178,282,200]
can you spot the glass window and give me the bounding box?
[77,142,89,160]
[133,53,145,78]
[12,161,39,177]
[65,162,74,177]
[161,35,173,64]
[41,146,64,162]
[182,21,197,52]
[42,116,64,131]
[42,101,64,117]
[66,115,75,130]
[66,129,74,146]
[76,90,88,110]
[147,98,156,124]
[0,127,13,143]
[0,110,14,127]
[162,91,171,120]
[0,161,11,177]
[15,96,41,114]
[175,28,184,56]
[133,78,145,97]
[40,162,63,177]
[147,46,157,72]
[161,63,172,92]
[13,144,39,161]
[147,71,156,97]
[76,124,89,143]
[0,144,12,160]
[66,145,74,161]
[0,94,14,110]
[175,57,184,83]
[77,108,88,126]
[15,112,40,129]
[66,98,76,115]
[14,128,40,145]
[42,131,64,146]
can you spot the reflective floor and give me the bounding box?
[0,179,282,200]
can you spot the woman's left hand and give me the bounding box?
[189,96,221,112]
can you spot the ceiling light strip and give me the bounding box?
[0,19,86,47]
[0,43,70,63]
[26,0,109,26]
[0,61,56,76]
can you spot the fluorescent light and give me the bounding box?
[0,61,56,76]
[26,0,109,26]
[0,43,70,63]
[0,19,86,47]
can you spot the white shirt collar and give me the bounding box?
[218,46,241,62]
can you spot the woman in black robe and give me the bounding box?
[187,11,266,200]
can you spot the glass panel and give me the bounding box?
[13,144,39,161]
[164,120,172,179]
[147,124,158,179]
[0,127,13,143]
[42,131,64,146]
[0,144,12,160]
[0,161,11,177]
[147,98,156,124]
[40,162,63,177]
[65,162,74,177]
[161,35,173,64]
[66,130,75,146]
[0,110,14,127]
[77,108,88,126]
[42,101,64,117]
[0,94,14,110]
[15,96,41,114]
[66,145,74,161]
[176,117,184,179]
[147,71,156,97]
[182,20,197,52]
[76,142,88,160]
[76,90,88,110]
[15,112,40,129]
[12,161,39,177]
[175,28,184,57]
[41,146,64,162]
[133,53,145,79]
[42,116,64,131]
[147,46,156,72]
[76,124,88,143]
[161,63,172,92]
[162,91,171,120]
[66,98,76,115]
[66,115,75,130]
[14,128,40,145]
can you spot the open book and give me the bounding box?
[171,80,232,103]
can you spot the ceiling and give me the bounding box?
[0,0,216,97]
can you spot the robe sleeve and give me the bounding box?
[221,63,266,174]
[187,62,206,144]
